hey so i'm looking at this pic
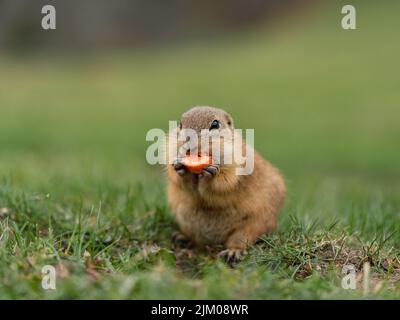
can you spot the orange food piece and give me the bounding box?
[181,155,213,174]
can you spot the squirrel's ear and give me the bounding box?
[225,114,234,128]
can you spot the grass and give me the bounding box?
[0,1,399,299]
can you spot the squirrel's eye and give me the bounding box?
[209,120,220,130]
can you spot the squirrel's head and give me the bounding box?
[179,106,234,133]
[175,106,237,163]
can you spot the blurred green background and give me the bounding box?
[1,1,399,190]
[0,0,399,299]
[1,0,399,175]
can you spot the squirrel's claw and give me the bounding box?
[200,164,220,179]
[172,159,187,176]
[217,248,245,263]
[172,231,192,248]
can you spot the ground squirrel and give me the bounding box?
[167,106,286,261]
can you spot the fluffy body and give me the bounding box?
[167,106,286,257]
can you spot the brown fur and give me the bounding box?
[167,106,286,254]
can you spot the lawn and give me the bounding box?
[0,1,399,299]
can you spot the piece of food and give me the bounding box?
[181,155,213,174]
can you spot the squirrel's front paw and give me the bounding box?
[172,231,192,248]
[199,164,220,179]
[172,159,187,176]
